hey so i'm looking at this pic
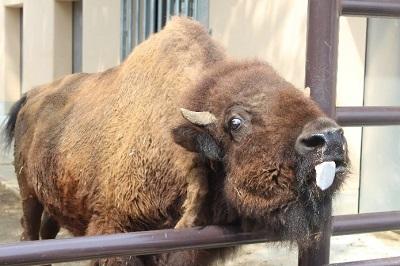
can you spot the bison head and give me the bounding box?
[173,61,349,244]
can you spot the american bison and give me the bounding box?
[4,17,349,265]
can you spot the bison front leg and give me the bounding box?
[90,256,144,266]
[145,248,233,266]
[174,166,208,229]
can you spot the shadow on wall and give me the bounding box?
[210,0,308,88]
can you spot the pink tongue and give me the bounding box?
[315,161,336,190]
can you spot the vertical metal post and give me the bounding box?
[166,0,172,21]
[149,0,155,35]
[157,0,163,31]
[195,0,209,28]
[142,0,147,40]
[135,0,140,45]
[305,0,340,118]
[301,0,341,265]
[184,0,189,16]
[298,202,333,266]
[72,0,83,73]
[174,0,180,15]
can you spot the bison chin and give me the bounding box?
[223,151,349,247]
[266,156,349,247]
[281,154,349,245]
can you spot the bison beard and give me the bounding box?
[4,17,349,265]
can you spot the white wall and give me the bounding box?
[210,0,307,88]
[360,18,400,213]
[0,0,121,102]
[1,2,22,107]
[82,0,121,73]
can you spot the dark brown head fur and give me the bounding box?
[173,60,349,245]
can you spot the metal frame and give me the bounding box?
[1,0,400,265]
[72,0,82,73]
[1,211,398,265]
[120,0,209,60]
[330,257,400,266]
[303,0,400,265]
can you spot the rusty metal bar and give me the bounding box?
[336,106,400,126]
[306,0,340,118]
[0,226,280,266]
[302,0,341,265]
[341,0,400,18]
[1,212,399,265]
[329,256,400,266]
[332,211,400,236]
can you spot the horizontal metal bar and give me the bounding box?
[341,0,400,17]
[0,226,280,266]
[336,106,400,126]
[332,211,400,236]
[330,256,400,266]
[1,211,399,265]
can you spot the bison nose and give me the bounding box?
[295,119,345,155]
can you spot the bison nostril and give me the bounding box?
[300,134,326,149]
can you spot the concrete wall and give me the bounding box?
[22,0,68,92]
[82,0,120,73]
[210,0,307,88]
[1,1,22,113]
[0,0,121,105]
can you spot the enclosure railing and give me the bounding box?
[0,212,399,266]
[303,0,400,265]
[1,0,400,265]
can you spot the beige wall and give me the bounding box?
[22,0,72,92]
[53,1,72,80]
[210,0,366,215]
[0,6,3,104]
[1,2,22,108]
[82,0,121,73]
[0,0,121,103]
[210,0,307,88]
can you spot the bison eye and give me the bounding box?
[229,117,243,131]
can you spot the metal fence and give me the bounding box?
[120,0,209,59]
[304,0,400,265]
[1,212,399,266]
[1,0,400,265]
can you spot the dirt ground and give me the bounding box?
[0,182,22,243]
[0,183,89,266]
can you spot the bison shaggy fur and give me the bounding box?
[4,17,349,265]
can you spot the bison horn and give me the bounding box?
[180,108,217,126]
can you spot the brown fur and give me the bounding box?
[7,17,349,265]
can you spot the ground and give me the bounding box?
[0,162,399,265]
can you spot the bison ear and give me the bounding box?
[172,124,223,161]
